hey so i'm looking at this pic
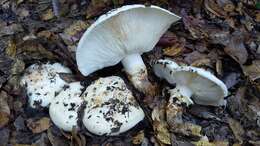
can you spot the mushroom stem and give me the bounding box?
[168,85,194,106]
[121,53,156,96]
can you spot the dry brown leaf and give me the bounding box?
[242,60,260,81]
[0,24,24,37]
[86,0,111,19]
[27,117,51,133]
[132,130,145,145]
[64,20,89,36]
[256,12,260,22]
[0,91,11,128]
[153,121,171,145]
[0,112,9,128]
[163,43,184,57]
[5,39,16,58]
[228,118,244,144]
[41,9,54,21]
[192,140,228,146]
[204,0,227,18]
[170,123,202,137]
[224,31,248,64]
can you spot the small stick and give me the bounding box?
[52,0,60,17]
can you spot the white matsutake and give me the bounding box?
[20,63,71,108]
[76,5,181,95]
[153,59,228,106]
[49,82,84,131]
[82,76,144,136]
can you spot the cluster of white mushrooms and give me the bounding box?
[20,5,228,136]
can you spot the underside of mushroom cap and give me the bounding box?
[76,5,181,76]
[20,63,71,108]
[82,76,144,136]
[49,82,84,131]
[153,59,228,106]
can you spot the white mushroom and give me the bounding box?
[49,82,84,131]
[153,59,228,106]
[82,76,144,136]
[20,63,71,108]
[76,5,181,95]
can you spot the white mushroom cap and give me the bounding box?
[153,59,228,106]
[82,76,144,136]
[76,4,181,76]
[49,82,84,131]
[20,63,71,108]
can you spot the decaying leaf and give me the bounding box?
[242,60,260,81]
[86,0,111,19]
[5,39,16,58]
[170,123,202,138]
[17,40,57,61]
[64,20,89,37]
[153,121,171,145]
[0,91,11,128]
[228,118,244,144]
[0,54,13,88]
[224,31,248,65]
[132,130,145,145]
[0,23,24,37]
[41,9,54,21]
[27,117,51,133]
[47,128,69,146]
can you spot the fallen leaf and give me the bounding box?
[132,130,145,145]
[0,24,24,37]
[163,44,183,57]
[204,0,228,18]
[228,118,244,144]
[170,123,202,138]
[0,112,9,128]
[242,60,260,81]
[224,31,248,64]
[5,39,16,58]
[17,40,57,61]
[41,9,54,21]
[27,117,51,133]
[64,20,89,36]
[256,12,260,22]
[153,121,171,145]
[0,128,10,146]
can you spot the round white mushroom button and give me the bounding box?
[82,76,144,136]
[49,82,84,131]
[20,63,71,108]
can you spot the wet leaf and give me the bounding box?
[228,118,244,144]
[132,130,144,145]
[27,117,51,134]
[242,60,260,81]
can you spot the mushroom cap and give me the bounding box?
[20,63,71,108]
[82,76,144,136]
[76,5,181,76]
[49,82,84,131]
[153,59,228,106]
